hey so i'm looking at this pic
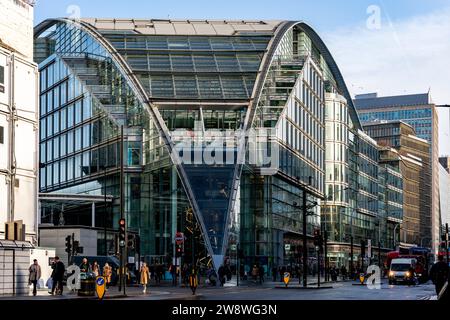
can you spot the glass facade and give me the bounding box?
[321,92,384,268]
[35,19,395,277]
[365,122,431,248]
[359,109,433,142]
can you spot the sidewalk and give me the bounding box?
[0,276,363,300]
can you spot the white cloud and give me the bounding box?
[323,6,450,155]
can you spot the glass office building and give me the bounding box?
[365,121,431,249]
[34,18,383,275]
[355,93,440,254]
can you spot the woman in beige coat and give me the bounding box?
[140,262,150,293]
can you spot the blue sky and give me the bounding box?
[35,0,448,31]
[34,0,450,155]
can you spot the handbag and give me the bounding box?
[46,277,53,289]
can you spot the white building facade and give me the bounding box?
[0,0,39,243]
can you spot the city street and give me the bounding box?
[0,279,437,301]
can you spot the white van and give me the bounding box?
[388,258,417,285]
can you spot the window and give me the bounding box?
[128,147,140,165]
[0,65,4,93]
[0,126,3,144]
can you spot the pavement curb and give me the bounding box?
[274,286,334,290]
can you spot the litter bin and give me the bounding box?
[78,272,96,296]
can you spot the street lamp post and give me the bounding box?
[293,176,316,288]
[302,184,308,288]
[350,235,354,279]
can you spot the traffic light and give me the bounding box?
[73,240,80,255]
[127,234,135,249]
[318,235,324,254]
[176,243,183,256]
[313,229,321,246]
[65,235,72,253]
[361,240,366,257]
[118,218,126,247]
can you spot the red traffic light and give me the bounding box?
[119,218,126,226]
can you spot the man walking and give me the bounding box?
[430,254,449,296]
[51,256,66,295]
[28,259,41,296]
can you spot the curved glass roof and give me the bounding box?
[78,19,280,101]
[79,19,282,36]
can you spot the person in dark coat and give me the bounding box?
[218,266,226,286]
[258,265,265,284]
[272,266,278,282]
[430,254,449,295]
[51,256,65,295]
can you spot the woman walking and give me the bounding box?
[140,262,150,293]
[92,261,100,277]
[103,263,112,289]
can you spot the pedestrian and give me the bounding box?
[140,262,150,293]
[225,265,232,282]
[28,259,41,296]
[182,263,189,286]
[280,266,286,283]
[258,265,265,284]
[340,265,347,281]
[103,263,112,289]
[51,256,65,295]
[218,265,226,286]
[79,257,91,273]
[272,266,277,282]
[92,261,100,277]
[207,267,217,286]
[149,264,155,281]
[251,265,258,282]
[430,254,449,295]
[155,264,162,284]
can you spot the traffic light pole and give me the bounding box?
[174,239,178,286]
[317,248,320,288]
[378,241,382,270]
[446,223,449,265]
[119,125,125,295]
[236,243,239,287]
[324,231,328,282]
[302,187,307,288]
[361,240,365,275]
[71,233,74,265]
[350,236,354,279]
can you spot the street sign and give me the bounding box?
[359,273,365,285]
[175,232,184,245]
[95,276,106,300]
[367,239,372,258]
[283,272,290,287]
